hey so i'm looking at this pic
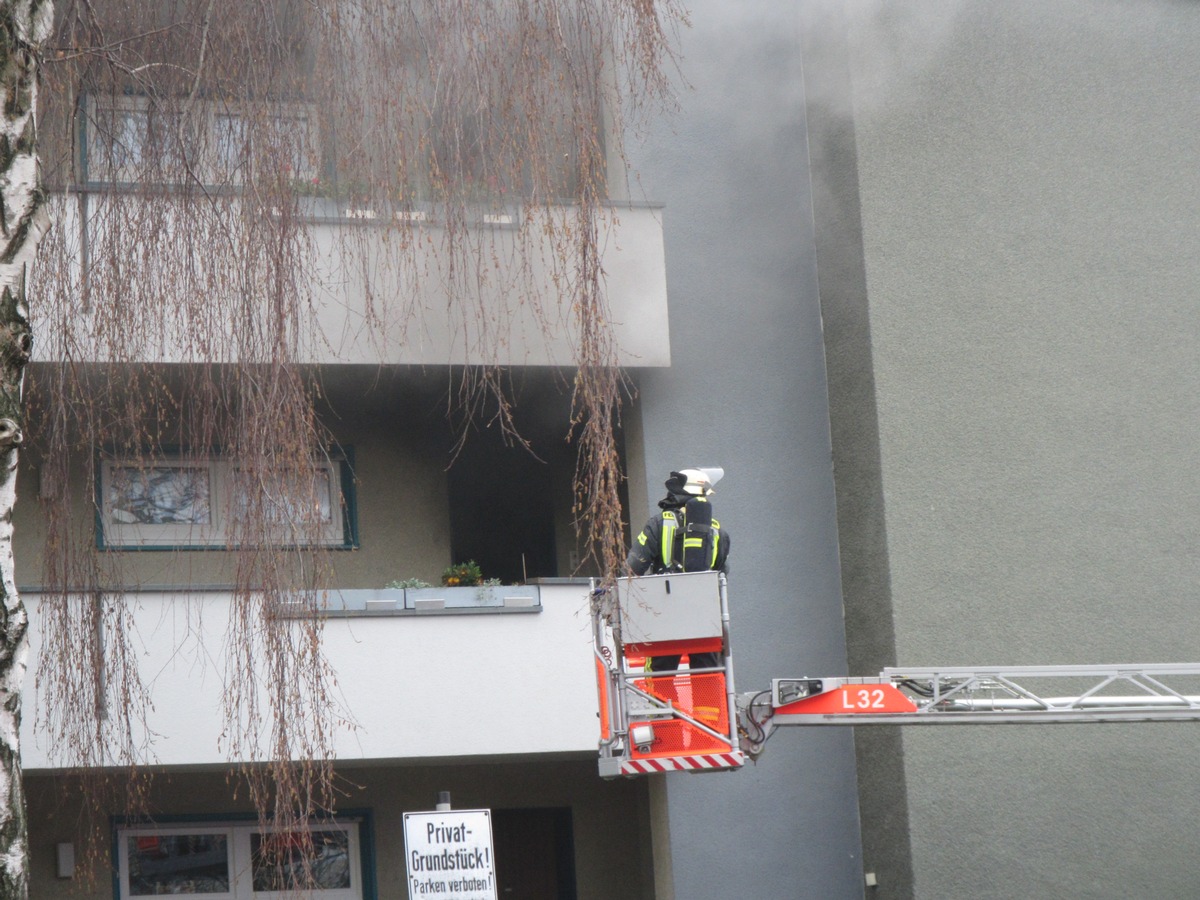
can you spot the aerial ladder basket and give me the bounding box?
[593,571,744,778]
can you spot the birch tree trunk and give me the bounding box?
[0,2,51,896]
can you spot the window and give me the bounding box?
[85,95,175,184]
[98,450,357,550]
[207,105,320,185]
[85,96,321,188]
[115,818,367,899]
[212,112,252,183]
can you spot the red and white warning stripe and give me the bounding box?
[620,752,745,775]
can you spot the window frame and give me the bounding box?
[117,823,237,899]
[82,94,322,189]
[96,447,358,551]
[113,813,374,900]
[84,94,155,184]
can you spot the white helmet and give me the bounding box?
[674,467,724,496]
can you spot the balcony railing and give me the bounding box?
[35,195,670,369]
[21,581,600,770]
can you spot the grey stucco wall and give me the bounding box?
[825,2,1200,898]
[628,1,864,897]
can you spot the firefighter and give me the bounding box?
[625,467,730,678]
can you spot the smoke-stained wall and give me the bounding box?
[811,2,1200,898]
[799,0,914,894]
[628,1,864,897]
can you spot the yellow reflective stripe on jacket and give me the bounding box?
[711,519,721,568]
[661,510,677,568]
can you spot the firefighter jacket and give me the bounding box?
[625,496,730,576]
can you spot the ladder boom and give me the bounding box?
[740,663,1200,759]
[593,575,1200,775]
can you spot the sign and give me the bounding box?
[775,683,918,716]
[403,809,498,900]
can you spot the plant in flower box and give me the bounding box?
[441,560,484,587]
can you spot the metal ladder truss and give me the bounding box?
[769,663,1200,727]
[737,663,1200,760]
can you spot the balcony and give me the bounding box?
[34,195,670,369]
[20,581,601,771]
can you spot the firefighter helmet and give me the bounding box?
[672,467,724,496]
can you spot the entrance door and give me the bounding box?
[491,808,576,900]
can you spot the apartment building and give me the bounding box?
[16,1,857,898]
[800,3,1200,899]
[20,1,1197,898]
